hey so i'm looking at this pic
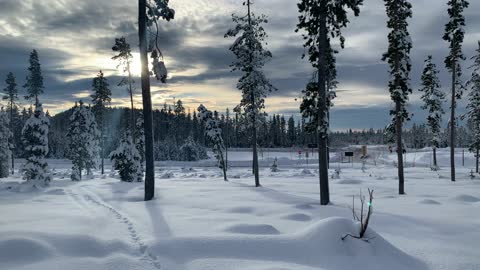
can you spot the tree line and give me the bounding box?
[1,0,480,204]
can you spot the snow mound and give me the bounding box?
[300,169,313,175]
[45,188,66,195]
[419,199,441,205]
[223,224,280,235]
[294,203,315,210]
[337,179,363,185]
[149,217,427,270]
[181,167,197,173]
[228,206,255,214]
[453,194,480,203]
[0,237,53,266]
[159,172,174,179]
[282,213,312,222]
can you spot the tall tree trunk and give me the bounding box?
[396,101,405,195]
[317,9,330,205]
[476,148,479,173]
[10,103,14,174]
[247,0,260,187]
[101,110,105,175]
[139,0,155,201]
[433,147,437,168]
[450,62,456,182]
[128,62,136,143]
[225,119,229,171]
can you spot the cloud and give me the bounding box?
[1,0,480,130]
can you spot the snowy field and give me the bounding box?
[1,148,479,270]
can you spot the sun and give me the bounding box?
[129,52,142,77]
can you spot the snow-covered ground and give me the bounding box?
[1,148,479,270]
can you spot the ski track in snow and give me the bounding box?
[66,186,163,270]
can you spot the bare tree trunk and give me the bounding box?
[139,0,155,201]
[396,101,405,195]
[10,102,14,174]
[476,148,479,173]
[433,147,437,168]
[450,63,456,182]
[225,118,229,171]
[101,109,105,175]
[128,62,136,143]
[317,9,330,205]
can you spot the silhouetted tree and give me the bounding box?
[296,0,363,204]
[443,0,469,182]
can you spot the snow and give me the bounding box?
[1,148,479,270]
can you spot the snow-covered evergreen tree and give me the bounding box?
[110,132,143,182]
[91,70,111,174]
[0,110,11,178]
[23,50,44,106]
[21,103,51,186]
[67,101,100,181]
[382,0,413,195]
[419,56,445,170]
[3,72,19,174]
[466,41,480,173]
[225,0,276,187]
[443,0,469,182]
[198,104,228,181]
[134,112,145,164]
[179,135,208,162]
[296,0,362,205]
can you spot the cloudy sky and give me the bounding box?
[1,0,479,130]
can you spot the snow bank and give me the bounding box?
[148,217,427,270]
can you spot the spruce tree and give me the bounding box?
[110,131,143,182]
[67,101,100,181]
[0,110,11,178]
[21,103,51,186]
[419,56,445,170]
[443,0,469,182]
[138,0,174,201]
[466,41,480,173]
[91,70,111,175]
[3,72,19,173]
[296,0,363,204]
[225,0,276,187]
[382,0,412,195]
[23,50,44,106]
[198,104,228,181]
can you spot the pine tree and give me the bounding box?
[382,0,412,195]
[3,72,19,174]
[0,109,11,178]
[21,103,51,186]
[179,135,207,162]
[138,0,174,201]
[466,41,480,173]
[23,50,44,106]
[296,0,363,205]
[419,56,445,170]
[225,0,276,187]
[287,116,296,146]
[443,0,469,182]
[110,131,143,182]
[112,37,137,141]
[91,70,111,175]
[67,101,100,181]
[198,104,228,181]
